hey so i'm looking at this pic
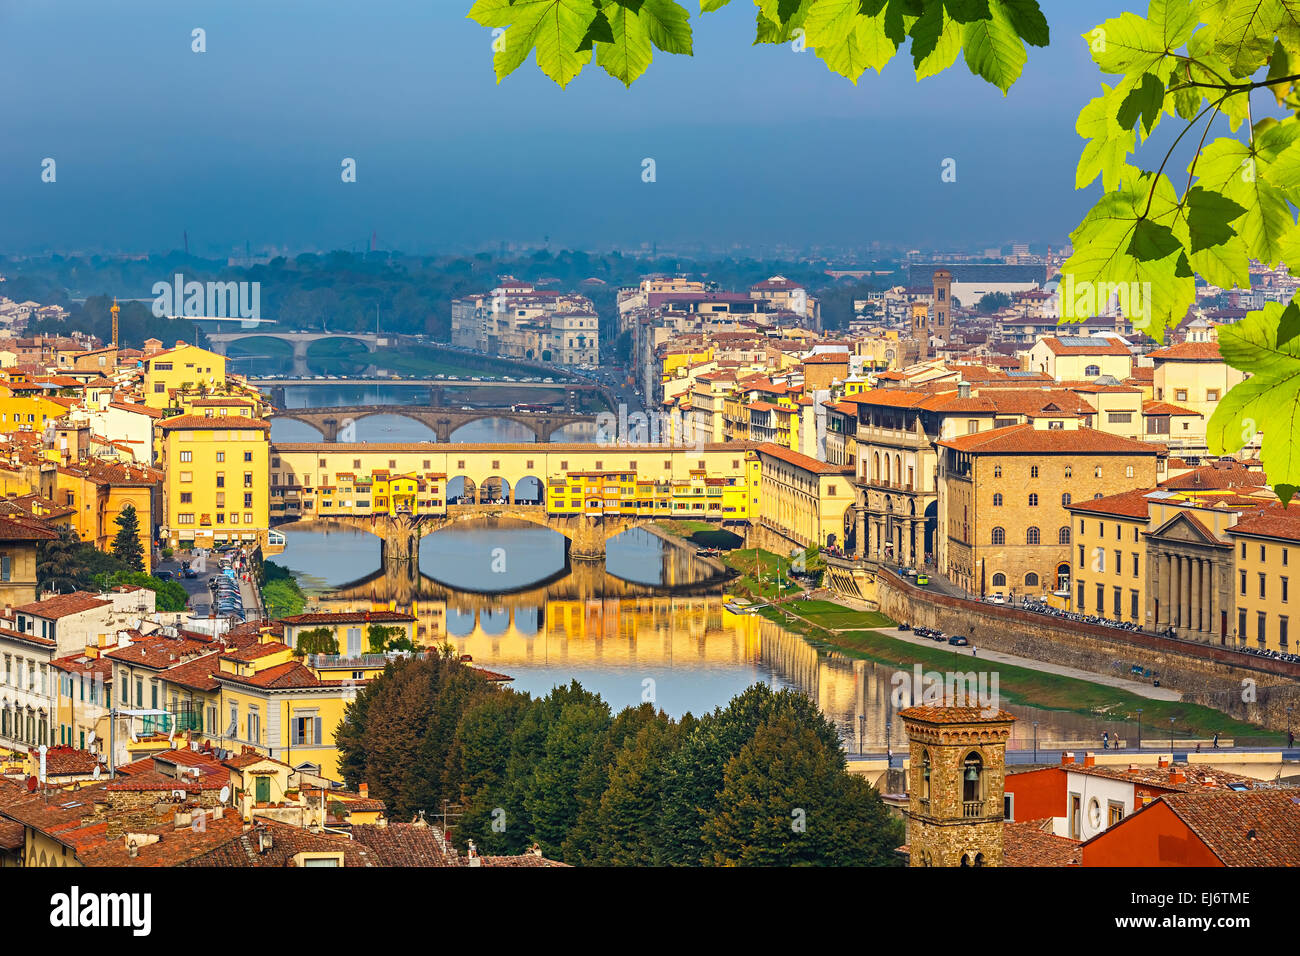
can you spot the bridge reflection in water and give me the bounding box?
[277,524,1127,750]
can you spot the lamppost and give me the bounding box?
[1289,704,1294,747]
[1170,717,1175,754]
[1032,720,1038,763]
[858,714,865,757]
[1136,707,1143,751]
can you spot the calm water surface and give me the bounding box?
[273,522,1130,751]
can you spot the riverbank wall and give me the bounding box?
[872,571,1300,733]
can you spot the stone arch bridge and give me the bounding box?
[286,506,746,563]
[271,406,596,442]
[206,331,386,376]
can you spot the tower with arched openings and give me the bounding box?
[901,705,1015,867]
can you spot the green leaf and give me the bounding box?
[1060,171,1196,339]
[914,4,964,78]
[700,0,733,10]
[1117,72,1165,135]
[962,0,1027,93]
[1217,300,1300,376]
[1280,299,1300,345]
[642,0,694,54]
[1185,185,1248,252]
[1193,135,1298,267]
[1189,232,1252,287]
[1128,218,1183,260]
[1075,83,1137,191]
[1086,0,1198,76]
[476,0,598,86]
[1202,0,1284,76]
[598,3,653,83]
[998,0,1049,46]
[805,2,898,81]
[1206,375,1276,454]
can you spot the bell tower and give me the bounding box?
[909,302,930,361]
[901,705,1014,867]
[931,269,952,349]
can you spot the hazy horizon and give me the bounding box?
[3,0,1135,257]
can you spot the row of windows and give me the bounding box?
[992,464,1135,479]
[179,450,254,463]
[1239,541,1291,565]
[1240,572,1290,602]
[1075,582,1143,620]
[990,526,1071,545]
[1238,609,1291,647]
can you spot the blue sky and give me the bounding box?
[0,0,1138,256]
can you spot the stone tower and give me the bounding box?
[901,705,1015,867]
[931,269,952,349]
[909,302,930,361]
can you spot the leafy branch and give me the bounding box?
[466,0,1048,90]
[1062,0,1300,502]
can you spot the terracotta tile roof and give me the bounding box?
[33,746,105,777]
[0,625,55,649]
[1158,789,1300,866]
[1147,341,1223,361]
[159,415,271,431]
[220,640,290,663]
[104,636,213,669]
[0,515,58,541]
[1040,337,1132,356]
[349,824,458,866]
[1143,400,1201,417]
[898,706,1015,724]
[215,660,337,690]
[179,819,379,867]
[1161,461,1268,491]
[1068,761,1261,793]
[754,443,852,476]
[937,423,1165,456]
[11,591,111,619]
[0,820,24,851]
[278,610,416,626]
[1003,819,1081,867]
[50,653,114,680]
[1229,504,1300,543]
[1066,488,1154,519]
[158,651,223,692]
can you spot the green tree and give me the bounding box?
[37,524,85,594]
[368,623,415,653]
[702,713,904,866]
[294,627,338,657]
[451,691,532,854]
[111,504,145,572]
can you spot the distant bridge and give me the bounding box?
[258,377,607,410]
[270,405,597,442]
[285,507,746,562]
[206,331,389,375]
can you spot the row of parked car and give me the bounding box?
[898,624,969,647]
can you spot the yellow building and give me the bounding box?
[280,610,416,660]
[142,344,228,409]
[40,460,161,571]
[1147,340,1247,459]
[1227,506,1298,652]
[271,442,760,524]
[0,515,57,606]
[214,635,359,780]
[158,415,271,549]
[0,385,72,433]
[1066,489,1151,623]
[754,443,855,550]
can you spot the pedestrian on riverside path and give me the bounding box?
[1102,731,1109,750]
[1212,733,1219,749]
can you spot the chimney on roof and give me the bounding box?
[1083,752,1096,767]
[466,839,480,866]
[957,381,971,399]
[1060,751,1074,765]
[256,826,272,854]
[359,782,368,798]
[1127,764,1141,774]
[1157,755,1169,769]
[1169,767,1187,785]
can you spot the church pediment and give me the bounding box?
[1149,510,1222,545]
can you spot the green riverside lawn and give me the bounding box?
[757,594,1277,744]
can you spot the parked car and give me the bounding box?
[152,570,173,581]
[183,569,198,579]
[988,593,1005,605]
[948,635,970,646]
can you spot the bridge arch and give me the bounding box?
[514,475,544,505]
[447,476,477,505]
[448,416,539,443]
[479,476,512,505]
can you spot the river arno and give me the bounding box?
[272,522,1131,753]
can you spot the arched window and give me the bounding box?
[1028,493,1038,506]
[921,750,931,801]
[1094,492,1104,499]
[993,493,1003,506]
[873,452,880,482]
[1085,364,1101,376]
[1059,526,1071,544]
[962,752,984,805]
[1125,465,1134,478]
[1025,572,1040,587]
[1094,465,1103,477]
[1030,465,1039,478]
[992,572,1007,587]
[1026,526,1040,545]
[1064,465,1073,478]
[991,526,1005,545]
[1061,493,1071,506]
[993,465,1002,478]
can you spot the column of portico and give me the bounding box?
[1171,554,1182,630]
[1181,555,1192,634]
[914,519,926,568]
[1189,558,1201,636]
[856,507,866,559]
[1174,555,1185,632]
[1204,559,1215,639]
[902,520,914,566]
